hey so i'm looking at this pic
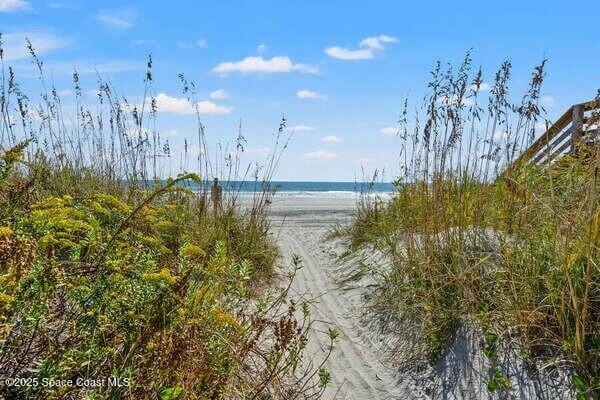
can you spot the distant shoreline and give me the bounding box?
[153,180,395,194]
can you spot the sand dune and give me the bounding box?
[268,194,574,400]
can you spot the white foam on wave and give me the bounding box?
[233,190,393,200]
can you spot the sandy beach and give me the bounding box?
[266,194,419,399]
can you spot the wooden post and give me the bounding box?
[211,178,222,218]
[571,104,584,153]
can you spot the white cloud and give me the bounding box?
[325,47,373,60]
[297,89,327,100]
[0,32,67,61]
[213,56,318,75]
[209,89,229,100]
[197,38,207,48]
[303,150,337,160]
[96,9,136,29]
[285,124,314,133]
[380,127,398,136]
[0,0,30,12]
[56,89,72,97]
[153,93,232,115]
[325,34,397,60]
[257,43,267,53]
[152,93,197,114]
[541,95,555,107]
[321,135,342,143]
[196,100,232,115]
[359,35,397,49]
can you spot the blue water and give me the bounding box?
[170,181,394,195]
[250,181,392,192]
[194,180,394,193]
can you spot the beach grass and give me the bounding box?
[343,53,599,396]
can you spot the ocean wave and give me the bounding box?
[231,190,393,199]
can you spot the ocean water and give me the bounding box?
[182,180,395,198]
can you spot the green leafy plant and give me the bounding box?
[0,42,328,400]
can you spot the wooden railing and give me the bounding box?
[508,99,599,169]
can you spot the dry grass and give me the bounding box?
[344,53,599,397]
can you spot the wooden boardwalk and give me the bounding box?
[509,99,599,168]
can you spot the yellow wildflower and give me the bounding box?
[180,243,206,259]
[0,293,15,308]
[141,267,178,285]
[214,306,240,330]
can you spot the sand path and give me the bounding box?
[268,196,418,399]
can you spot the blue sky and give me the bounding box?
[2,0,599,181]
